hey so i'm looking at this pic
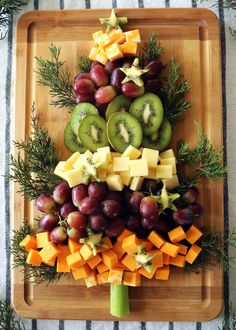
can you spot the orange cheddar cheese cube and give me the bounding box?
[125,29,141,43]
[97,271,109,284]
[26,249,42,266]
[121,254,138,272]
[168,226,186,243]
[92,30,103,44]
[96,236,113,253]
[123,271,141,287]
[140,240,153,252]
[97,262,109,274]
[39,242,61,263]
[102,250,119,269]
[122,234,140,254]
[123,42,138,56]
[96,48,108,65]
[72,264,91,280]
[160,242,180,258]
[66,251,85,270]
[45,255,57,267]
[151,250,164,269]
[80,244,94,261]
[148,231,165,249]
[108,268,124,284]
[88,47,99,61]
[138,265,156,280]
[106,43,123,62]
[57,245,71,273]
[112,241,126,259]
[87,254,102,269]
[163,253,170,265]
[185,244,202,264]
[175,243,188,256]
[169,254,185,268]
[96,33,112,48]
[117,229,133,242]
[155,265,170,280]
[36,231,50,249]
[68,239,82,254]
[185,225,203,244]
[109,29,126,44]
[84,270,98,288]
[20,234,37,252]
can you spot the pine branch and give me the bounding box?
[0,300,25,330]
[139,33,164,66]
[161,59,191,123]
[78,56,92,72]
[9,104,60,200]
[35,44,76,110]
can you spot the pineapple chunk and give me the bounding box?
[130,177,144,191]
[112,157,130,172]
[109,29,126,44]
[97,146,112,163]
[106,43,123,62]
[93,152,110,169]
[125,29,141,43]
[121,145,141,160]
[129,159,148,177]
[160,158,176,175]
[65,169,84,187]
[120,171,132,186]
[162,175,179,190]
[156,165,173,179]
[141,148,159,168]
[64,152,81,170]
[160,149,175,159]
[96,33,112,48]
[93,30,103,44]
[123,42,137,56]
[106,174,124,191]
[89,47,99,61]
[84,150,93,159]
[54,161,67,180]
[96,48,108,65]
[97,168,107,181]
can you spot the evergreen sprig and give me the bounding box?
[219,303,236,330]
[35,44,76,110]
[9,104,60,200]
[78,55,92,72]
[139,33,164,66]
[161,59,191,123]
[0,300,25,330]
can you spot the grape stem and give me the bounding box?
[110,284,130,318]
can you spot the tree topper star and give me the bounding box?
[99,9,128,33]
[120,58,149,87]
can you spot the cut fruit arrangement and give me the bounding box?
[11,9,227,319]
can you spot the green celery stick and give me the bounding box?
[110,284,130,318]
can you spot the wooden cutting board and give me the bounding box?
[12,8,223,321]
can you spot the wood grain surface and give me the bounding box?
[12,8,223,321]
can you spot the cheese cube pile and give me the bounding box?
[54,145,179,191]
[89,29,141,65]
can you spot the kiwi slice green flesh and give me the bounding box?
[129,92,164,136]
[107,112,142,153]
[71,103,98,135]
[105,95,132,121]
[142,118,172,152]
[64,122,86,153]
[78,114,108,153]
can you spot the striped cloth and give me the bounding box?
[0,0,235,329]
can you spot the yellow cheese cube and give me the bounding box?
[160,149,175,159]
[125,29,141,43]
[97,146,112,163]
[96,33,112,48]
[84,271,98,288]
[106,43,123,62]
[92,30,103,44]
[129,159,148,177]
[64,152,81,170]
[96,48,108,65]
[120,171,132,186]
[106,174,124,191]
[65,168,84,188]
[162,175,179,190]
[108,268,124,284]
[109,29,126,44]
[54,161,67,180]
[96,168,107,181]
[156,165,173,179]
[160,158,176,175]
[89,47,99,61]
[112,157,130,172]
[142,148,159,168]
[123,42,138,56]
[93,151,110,169]
[130,176,144,191]
[144,167,157,180]
[122,145,141,160]
[97,271,109,284]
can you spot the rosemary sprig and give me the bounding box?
[0,300,25,330]
[9,104,60,200]
[78,56,92,73]
[11,221,65,285]
[139,33,164,66]
[35,43,76,110]
[176,123,227,192]
[161,59,191,123]
[219,303,236,330]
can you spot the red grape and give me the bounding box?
[76,93,95,103]
[95,86,117,104]
[110,68,126,91]
[95,102,108,117]
[104,60,119,74]
[140,197,158,220]
[154,216,173,234]
[182,187,200,204]
[73,78,95,94]
[67,227,87,241]
[136,227,149,239]
[74,72,91,81]
[88,182,107,201]
[67,211,88,230]
[53,181,71,205]
[122,59,133,68]
[50,226,67,244]
[89,213,108,232]
[105,218,125,238]
[101,199,121,218]
[122,187,132,203]
[188,203,204,218]
[142,179,158,193]
[141,217,157,230]
[128,192,144,213]
[79,197,99,214]
[121,82,145,98]
[35,195,56,213]
[106,191,122,202]
[145,59,164,76]
[72,184,88,207]
[39,214,59,231]
[90,64,108,87]
[60,202,77,219]
[145,79,162,94]
[173,208,194,225]
[126,214,141,231]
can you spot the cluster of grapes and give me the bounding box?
[73,58,163,116]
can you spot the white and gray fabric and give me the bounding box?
[0,0,235,329]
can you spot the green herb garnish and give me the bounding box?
[219,302,236,330]
[139,33,164,66]
[0,299,25,330]
[78,55,92,73]
[35,43,76,110]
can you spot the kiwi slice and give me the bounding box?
[70,103,98,135]
[105,95,132,121]
[78,114,108,152]
[64,122,86,153]
[142,118,172,152]
[129,92,164,136]
[107,112,142,153]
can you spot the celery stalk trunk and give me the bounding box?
[110,284,130,318]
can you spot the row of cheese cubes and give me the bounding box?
[89,29,141,64]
